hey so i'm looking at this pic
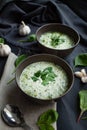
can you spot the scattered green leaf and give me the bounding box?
[7,54,28,85]
[19,34,36,43]
[15,54,28,67]
[38,124,54,130]
[27,34,37,42]
[77,90,87,123]
[74,53,87,67]
[37,109,58,124]
[37,109,58,130]
[0,38,4,44]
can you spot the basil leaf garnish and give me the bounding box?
[31,67,57,86]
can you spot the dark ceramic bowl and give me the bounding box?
[36,23,80,57]
[15,54,74,104]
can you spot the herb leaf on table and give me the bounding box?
[15,54,28,67]
[37,109,58,130]
[19,34,36,43]
[74,53,87,67]
[0,37,4,44]
[27,34,37,42]
[38,124,54,130]
[7,54,28,84]
[77,90,87,122]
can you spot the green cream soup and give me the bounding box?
[20,61,69,99]
[39,32,74,49]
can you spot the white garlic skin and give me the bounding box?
[81,69,87,77]
[75,69,87,83]
[81,76,87,83]
[19,21,31,36]
[0,44,11,57]
[74,71,83,78]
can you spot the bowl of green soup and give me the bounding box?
[16,54,74,104]
[36,23,80,57]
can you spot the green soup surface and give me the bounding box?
[39,32,74,49]
[20,61,69,99]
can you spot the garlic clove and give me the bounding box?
[81,69,87,77]
[74,71,83,78]
[4,45,11,56]
[81,76,87,83]
[0,44,11,57]
[0,44,4,56]
[19,21,31,36]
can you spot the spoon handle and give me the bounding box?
[22,123,33,130]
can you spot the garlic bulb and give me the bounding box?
[19,21,31,36]
[0,44,11,57]
[74,69,87,83]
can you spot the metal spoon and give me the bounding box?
[1,104,33,130]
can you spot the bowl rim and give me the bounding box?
[15,53,74,102]
[36,23,80,51]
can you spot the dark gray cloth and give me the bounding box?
[0,1,87,130]
[0,0,14,11]
[0,0,87,50]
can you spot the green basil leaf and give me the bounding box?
[27,34,37,42]
[0,38,4,44]
[51,34,62,47]
[31,76,38,81]
[77,90,87,122]
[38,124,54,130]
[31,67,57,86]
[42,73,56,86]
[42,79,49,86]
[79,90,87,111]
[37,109,58,125]
[19,34,36,43]
[15,54,28,67]
[43,67,52,73]
[74,53,87,67]
[41,68,57,86]
[34,70,41,77]
[48,72,57,79]
[41,67,55,79]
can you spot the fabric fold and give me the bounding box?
[0,0,87,50]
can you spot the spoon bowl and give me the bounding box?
[1,104,32,130]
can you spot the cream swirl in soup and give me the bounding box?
[20,61,69,99]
